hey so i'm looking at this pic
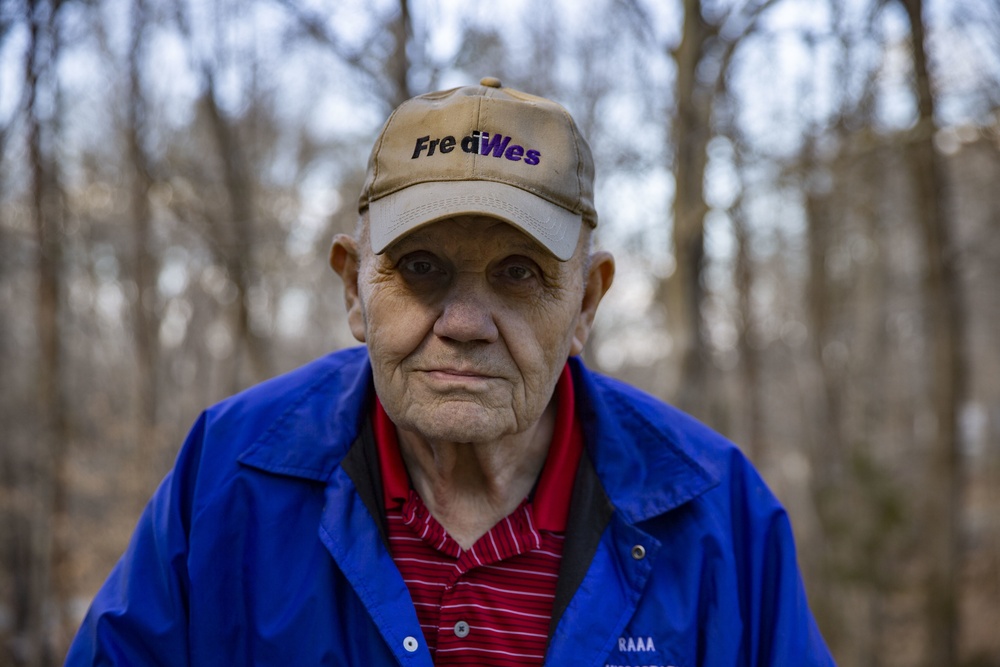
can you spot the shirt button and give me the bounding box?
[454,620,470,638]
[631,544,646,560]
[403,636,419,652]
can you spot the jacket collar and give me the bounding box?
[237,346,374,482]
[569,357,720,524]
[238,348,719,522]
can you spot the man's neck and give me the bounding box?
[395,398,556,550]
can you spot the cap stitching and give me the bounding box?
[370,174,573,213]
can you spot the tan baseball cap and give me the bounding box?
[358,77,597,261]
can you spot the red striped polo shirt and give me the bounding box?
[374,364,583,666]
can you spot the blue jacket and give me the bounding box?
[66,347,834,666]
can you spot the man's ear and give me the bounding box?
[329,234,366,343]
[570,250,615,356]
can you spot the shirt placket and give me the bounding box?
[402,493,542,663]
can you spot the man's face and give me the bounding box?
[333,215,609,445]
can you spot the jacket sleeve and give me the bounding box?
[730,455,836,667]
[64,415,207,666]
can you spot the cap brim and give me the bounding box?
[368,181,583,261]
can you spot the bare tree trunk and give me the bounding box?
[664,0,712,416]
[898,1,968,664]
[731,199,764,462]
[127,0,162,492]
[201,73,271,391]
[387,0,412,107]
[714,82,763,458]
[799,133,851,653]
[171,0,271,393]
[24,0,71,663]
[709,6,778,462]
[803,141,845,471]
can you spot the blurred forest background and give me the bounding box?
[1,0,999,665]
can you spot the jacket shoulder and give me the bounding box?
[580,367,741,473]
[572,360,779,523]
[189,346,373,483]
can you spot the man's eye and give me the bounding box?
[398,251,443,274]
[505,265,534,281]
[404,259,436,275]
[496,256,541,283]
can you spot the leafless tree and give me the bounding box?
[897,0,969,663]
[20,0,72,663]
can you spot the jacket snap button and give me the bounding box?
[631,544,646,560]
[403,636,419,652]
[454,620,470,638]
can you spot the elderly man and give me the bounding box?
[67,79,835,666]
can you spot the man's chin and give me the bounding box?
[400,403,515,445]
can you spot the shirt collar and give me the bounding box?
[373,363,582,533]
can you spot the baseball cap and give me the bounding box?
[358,77,597,261]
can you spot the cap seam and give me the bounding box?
[562,104,587,218]
[472,93,483,176]
[366,104,406,202]
[558,102,597,228]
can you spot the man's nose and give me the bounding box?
[432,276,499,344]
